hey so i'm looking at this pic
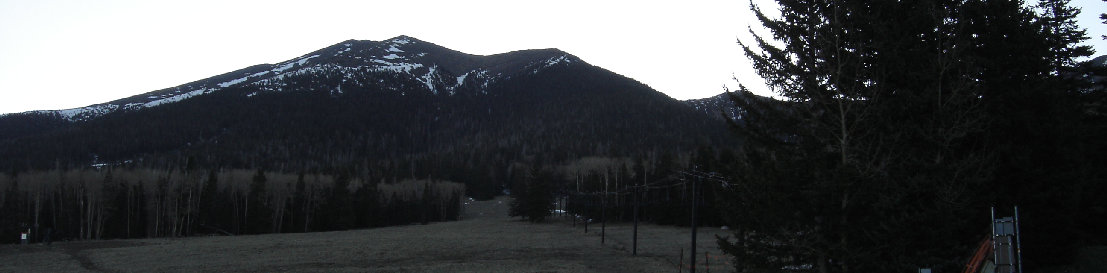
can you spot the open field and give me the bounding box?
[1,197,733,273]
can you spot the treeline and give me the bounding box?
[0,61,728,201]
[0,168,464,244]
[510,153,728,227]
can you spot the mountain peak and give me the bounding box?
[385,35,419,44]
[1092,55,1107,67]
[20,36,589,121]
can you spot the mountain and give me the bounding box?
[684,93,742,121]
[0,36,734,198]
[12,36,573,122]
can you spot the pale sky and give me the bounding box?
[0,0,1104,115]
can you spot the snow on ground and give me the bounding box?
[546,55,572,67]
[297,55,320,66]
[272,62,295,73]
[218,77,248,88]
[391,37,411,45]
[456,71,469,87]
[421,65,439,94]
[271,55,323,74]
[141,88,211,108]
[529,55,575,74]
[29,38,529,121]
[371,60,425,73]
[55,104,120,120]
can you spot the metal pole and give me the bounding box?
[1015,206,1023,273]
[602,192,606,244]
[690,176,699,273]
[996,206,1005,268]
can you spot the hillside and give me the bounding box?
[0,36,734,199]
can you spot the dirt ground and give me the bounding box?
[0,197,734,273]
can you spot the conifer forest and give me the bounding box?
[2,0,1107,272]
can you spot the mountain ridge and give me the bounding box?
[9,36,585,121]
[0,35,733,181]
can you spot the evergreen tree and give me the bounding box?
[246,169,270,234]
[1037,0,1094,71]
[1102,0,1107,40]
[1,179,23,244]
[508,179,529,220]
[715,0,1091,271]
[509,165,554,223]
[421,181,432,225]
[321,173,353,230]
[199,170,220,231]
[133,182,148,238]
[969,0,1094,265]
[292,172,306,232]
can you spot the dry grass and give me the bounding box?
[1,196,735,273]
[545,211,736,272]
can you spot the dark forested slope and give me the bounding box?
[0,36,732,198]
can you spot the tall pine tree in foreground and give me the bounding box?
[719,0,1098,271]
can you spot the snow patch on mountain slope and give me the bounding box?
[218,77,249,88]
[56,104,120,120]
[456,72,469,87]
[546,55,572,67]
[391,37,411,45]
[337,47,352,55]
[34,38,574,122]
[421,65,440,94]
[139,88,213,108]
[371,60,424,73]
[272,55,321,74]
[297,55,319,66]
[531,55,574,74]
[273,62,296,73]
